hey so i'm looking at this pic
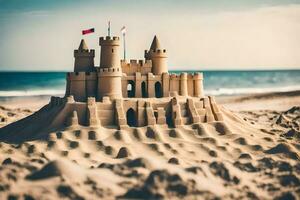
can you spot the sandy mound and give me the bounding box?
[26,159,86,180]
[0,106,32,128]
[0,105,299,199]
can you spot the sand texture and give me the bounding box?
[0,93,299,199]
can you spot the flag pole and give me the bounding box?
[108,21,111,36]
[123,32,126,60]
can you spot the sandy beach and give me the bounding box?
[1,0,300,199]
[0,91,299,199]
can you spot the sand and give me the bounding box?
[0,91,299,199]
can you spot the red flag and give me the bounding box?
[82,28,95,35]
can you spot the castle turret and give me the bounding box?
[145,35,168,75]
[97,36,123,100]
[74,39,95,72]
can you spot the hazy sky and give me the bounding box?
[0,0,300,71]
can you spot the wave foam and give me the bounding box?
[0,90,65,97]
[205,85,300,96]
[0,85,300,97]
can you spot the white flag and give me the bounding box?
[121,26,126,34]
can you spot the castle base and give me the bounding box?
[0,95,224,142]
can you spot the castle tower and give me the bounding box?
[145,35,168,75]
[74,39,95,72]
[97,36,123,100]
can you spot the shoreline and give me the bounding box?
[216,90,300,111]
[0,90,299,111]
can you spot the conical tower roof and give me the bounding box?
[150,35,161,51]
[78,39,88,50]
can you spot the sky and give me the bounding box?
[0,0,300,71]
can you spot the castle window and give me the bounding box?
[141,81,147,98]
[155,81,162,98]
[127,80,135,97]
[112,48,114,53]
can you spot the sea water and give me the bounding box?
[0,70,299,97]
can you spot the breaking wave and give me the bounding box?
[205,85,300,96]
[0,90,65,97]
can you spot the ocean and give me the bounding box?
[0,70,299,98]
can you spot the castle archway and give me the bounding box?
[127,80,135,98]
[141,81,147,98]
[165,105,174,128]
[126,108,136,127]
[155,82,162,98]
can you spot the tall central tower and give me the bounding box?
[97,36,123,100]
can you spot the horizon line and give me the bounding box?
[0,68,300,73]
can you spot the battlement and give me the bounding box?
[98,67,121,73]
[169,72,203,80]
[121,59,152,75]
[85,72,97,80]
[97,67,122,77]
[67,71,98,81]
[99,36,120,46]
[74,49,95,57]
[169,73,189,80]
[180,72,188,79]
[170,74,179,79]
[121,59,152,67]
[145,49,167,58]
[67,72,86,80]
[148,49,167,53]
[193,72,203,80]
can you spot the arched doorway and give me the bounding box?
[126,108,136,127]
[155,82,162,98]
[141,81,147,98]
[165,106,173,128]
[127,80,135,97]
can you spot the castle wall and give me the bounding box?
[168,73,204,97]
[121,59,152,75]
[122,73,162,98]
[66,70,204,101]
[148,73,162,98]
[169,74,180,95]
[162,73,170,97]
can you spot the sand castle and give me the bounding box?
[0,33,225,137]
[60,34,223,130]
